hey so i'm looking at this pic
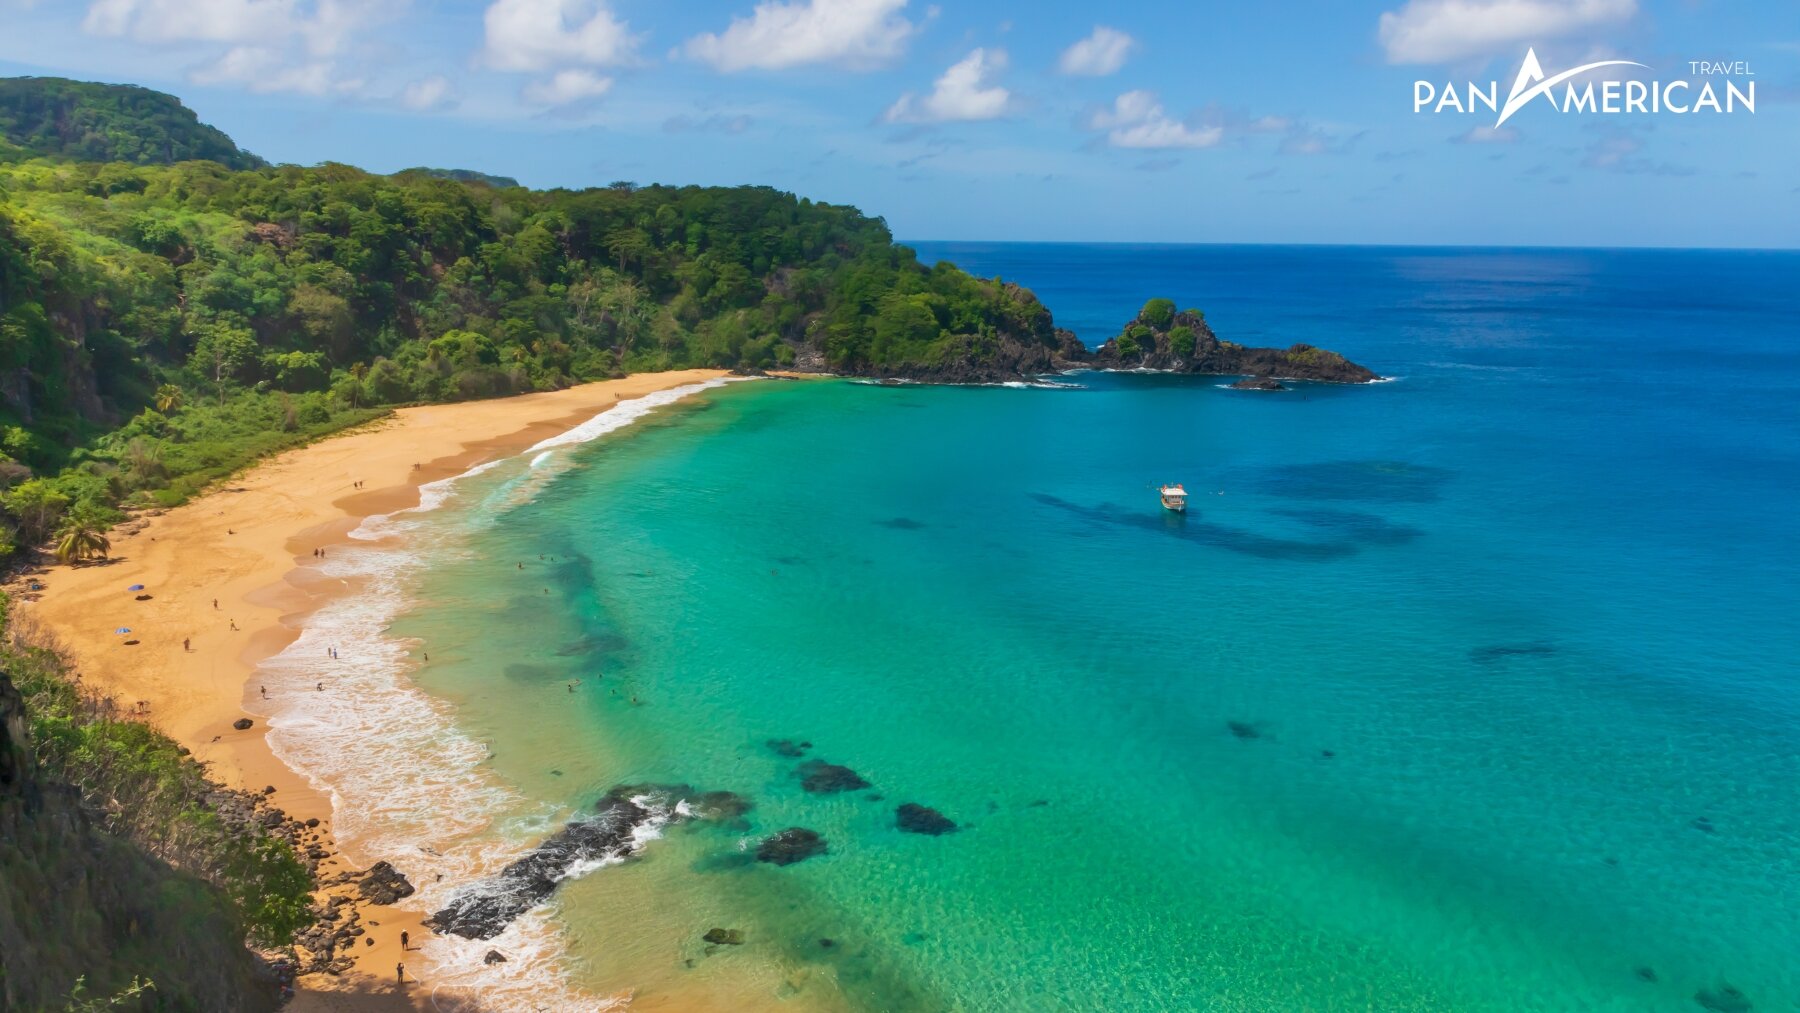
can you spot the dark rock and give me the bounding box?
[895,803,957,836]
[1635,966,1657,982]
[1227,721,1264,740]
[357,861,415,905]
[766,738,809,758]
[1229,375,1287,391]
[795,759,869,794]
[702,928,744,945]
[1695,982,1752,1012]
[1028,799,1049,807]
[428,784,712,939]
[1691,816,1716,834]
[1088,306,1380,384]
[818,938,835,949]
[1469,642,1556,663]
[232,717,254,730]
[263,785,277,794]
[1320,750,1335,758]
[865,792,884,802]
[484,950,507,965]
[305,817,320,828]
[755,827,827,866]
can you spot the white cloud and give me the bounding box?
[483,0,639,72]
[82,0,379,56]
[83,0,392,96]
[1086,90,1222,149]
[522,67,613,105]
[685,0,914,72]
[1058,25,1134,76]
[400,74,454,110]
[1378,0,1637,64]
[884,47,1009,123]
[190,44,363,95]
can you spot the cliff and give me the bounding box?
[0,669,279,1011]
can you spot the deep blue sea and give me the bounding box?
[291,244,1800,1011]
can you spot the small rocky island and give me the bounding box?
[1087,299,1380,384]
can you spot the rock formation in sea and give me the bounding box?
[1229,376,1288,390]
[426,783,752,940]
[895,803,958,835]
[795,759,871,794]
[1086,299,1380,383]
[755,827,828,865]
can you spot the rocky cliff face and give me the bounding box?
[0,673,277,1012]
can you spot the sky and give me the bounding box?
[1,0,1796,247]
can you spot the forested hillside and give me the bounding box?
[0,78,1075,567]
[0,77,264,170]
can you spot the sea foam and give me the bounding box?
[258,377,743,1010]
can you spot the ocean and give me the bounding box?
[261,244,1800,1011]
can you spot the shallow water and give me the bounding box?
[270,246,1800,1011]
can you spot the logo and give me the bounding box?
[1414,48,1755,125]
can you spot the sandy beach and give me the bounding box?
[15,370,730,1011]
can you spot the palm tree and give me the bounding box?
[153,383,184,414]
[345,362,369,409]
[54,520,110,564]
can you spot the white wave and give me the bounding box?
[257,378,745,1008]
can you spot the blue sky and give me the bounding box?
[2,0,1796,247]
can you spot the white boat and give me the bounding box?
[1159,484,1188,513]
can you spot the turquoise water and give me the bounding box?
[379,246,1800,1010]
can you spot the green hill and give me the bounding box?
[0,76,264,169]
[0,76,1076,566]
[395,166,521,188]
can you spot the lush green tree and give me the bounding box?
[1168,325,1197,358]
[1140,297,1176,330]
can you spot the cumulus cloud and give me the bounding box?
[884,48,1009,123]
[83,0,381,56]
[685,0,914,72]
[83,0,392,95]
[1058,25,1134,76]
[483,0,639,72]
[1378,0,1636,64]
[521,67,614,105]
[1086,90,1222,149]
[400,74,454,110]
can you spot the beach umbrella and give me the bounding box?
[115,627,132,635]
[127,583,145,591]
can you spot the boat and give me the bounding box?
[1159,483,1188,513]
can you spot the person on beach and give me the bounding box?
[401,930,409,950]
[317,682,324,691]
[229,619,238,631]
[261,686,267,698]
[183,637,190,651]
[396,963,405,985]
[213,598,219,609]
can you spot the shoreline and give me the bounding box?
[15,370,731,1011]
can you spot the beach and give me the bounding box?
[15,369,728,1011]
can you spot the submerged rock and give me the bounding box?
[357,861,415,905]
[895,803,957,836]
[1634,966,1657,983]
[795,759,870,794]
[756,828,827,866]
[703,928,745,945]
[428,784,738,939]
[766,738,809,758]
[1226,721,1264,740]
[1229,375,1287,391]
[1695,982,1753,1013]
